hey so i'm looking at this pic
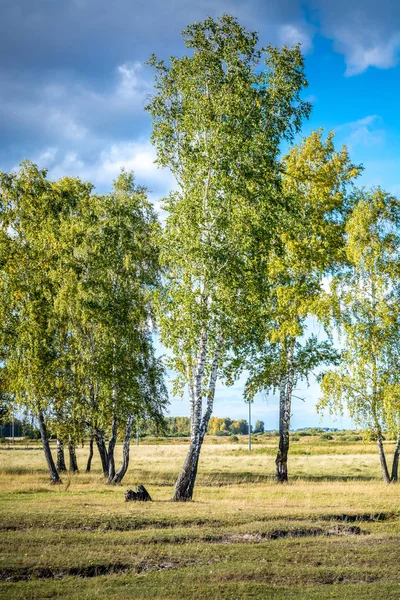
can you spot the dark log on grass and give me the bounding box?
[125,485,152,502]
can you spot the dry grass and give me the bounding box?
[0,440,399,599]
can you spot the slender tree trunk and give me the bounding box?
[173,334,222,502]
[107,416,118,484]
[68,438,79,473]
[172,440,202,501]
[275,338,295,483]
[56,439,67,472]
[276,374,289,483]
[86,436,94,472]
[377,435,391,484]
[94,427,109,477]
[112,416,134,485]
[391,433,400,482]
[38,410,62,484]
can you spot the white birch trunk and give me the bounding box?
[38,410,62,484]
[276,338,295,483]
[112,415,134,485]
[172,333,222,501]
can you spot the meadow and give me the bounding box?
[1,436,400,599]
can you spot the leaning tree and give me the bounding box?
[146,14,311,500]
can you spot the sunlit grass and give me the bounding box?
[1,440,399,599]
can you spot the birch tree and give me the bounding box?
[318,189,400,483]
[0,163,90,483]
[55,171,167,484]
[231,131,360,482]
[146,14,311,500]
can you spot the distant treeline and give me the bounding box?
[142,417,266,437]
[0,417,39,439]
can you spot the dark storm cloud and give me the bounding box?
[0,0,399,185]
[0,0,311,178]
[0,0,308,74]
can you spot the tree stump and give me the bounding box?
[125,485,152,502]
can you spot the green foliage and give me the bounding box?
[254,420,265,434]
[0,162,86,423]
[0,163,168,445]
[228,131,359,406]
[54,170,168,439]
[318,189,400,439]
[146,14,311,403]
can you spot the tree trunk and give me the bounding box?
[56,439,67,472]
[276,374,289,483]
[107,416,118,484]
[377,435,391,484]
[86,436,94,472]
[38,410,62,484]
[275,338,295,483]
[111,416,133,485]
[172,334,221,502]
[94,427,109,477]
[391,433,400,482]
[172,439,201,501]
[68,438,79,473]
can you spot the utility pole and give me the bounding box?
[136,423,139,447]
[11,405,15,444]
[248,401,252,452]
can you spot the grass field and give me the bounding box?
[1,437,400,599]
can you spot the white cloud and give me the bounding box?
[341,32,400,76]
[34,140,174,199]
[336,114,385,150]
[278,23,313,53]
[311,0,400,75]
[116,62,151,101]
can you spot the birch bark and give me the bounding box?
[377,434,391,484]
[107,415,118,483]
[68,438,79,473]
[275,338,295,483]
[391,433,400,482]
[38,410,62,484]
[94,426,109,477]
[56,439,67,472]
[112,415,134,485]
[86,436,94,472]
[173,334,222,501]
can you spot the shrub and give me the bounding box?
[230,435,239,442]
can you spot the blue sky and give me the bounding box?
[1,0,399,428]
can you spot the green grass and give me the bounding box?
[0,439,399,599]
